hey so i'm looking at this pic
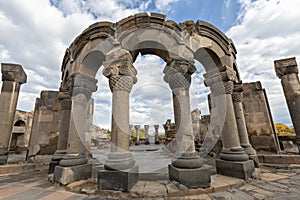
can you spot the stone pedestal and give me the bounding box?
[54,162,92,185]
[169,164,211,188]
[274,57,300,152]
[215,159,254,180]
[98,165,139,192]
[0,63,27,164]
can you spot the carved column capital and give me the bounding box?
[58,92,72,110]
[163,58,196,90]
[103,59,137,93]
[1,63,27,84]
[232,83,244,103]
[210,81,234,96]
[66,73,98,100]
[274,57,298,79]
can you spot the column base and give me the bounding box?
[168,164,211,188]
[216,159,254,180]
[54,162,92,185]
[135,141,140,145]
[0,148,8,165]
[48,151,67,174]
[155,141,160,144]
[98,165,139,192]
[145,140,150,145]
[219,148,249,162]
[242,144,257,156]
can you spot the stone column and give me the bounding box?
[154,125,160,144]
[98,56,138,192]
[274,57,300,151]
[164,58,210,188]
[204,66,254,180]
[144,125,150,145]
[232,84,258,166]
[134,125,140,145]
[54,73,97,185]
[49,92,72,173]
[129,124,133,145]
[0,63,27,164]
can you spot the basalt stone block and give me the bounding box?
[98,165,139,192]
[54,162,92,185]
[216,159,254,180]
[168,164,211,188]
[48,159,60,174]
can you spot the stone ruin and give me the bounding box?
[0,13,299,193]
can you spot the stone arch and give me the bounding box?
[55,13,255,188]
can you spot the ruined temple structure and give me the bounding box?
[10,110,33,153]
[242,82,280,153]
[275,57,300,152]
[0,63,27,164]
[48,12,257,190]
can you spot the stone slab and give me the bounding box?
[258,154,300,164]
[216,159,254,180]
[98,165,139,192]
[168,164,211,188]
[54,163,92,185]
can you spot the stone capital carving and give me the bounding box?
[232,92,243,103]
[163,58,196,90]
[210,81,234,96]
[1,63,27,84]
[66,73,98,99]
[103,59,137,92]
[203,66,237,87]
[274,57,298,79]
[134,125,140,130]
[144,125,149,130]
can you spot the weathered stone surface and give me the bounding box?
[242,82,280,153]
[216,159,255,180]
[98,165,138,192]
[54,163,92,185]
[169,164,211,188]
[258,154,300,164]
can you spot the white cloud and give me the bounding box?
[227,0,300,125]
[155,0,179,12]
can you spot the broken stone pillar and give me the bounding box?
[154,124,160,144]
[49,92,71,173]
[0,63,27,164]
[164,58,210,188]
[54,73,97,185]
[204,66,254,180]
[232,84,258,166]
[28,91,61,159]
[98,54,138,192]
[134,125,140,145]
[242,82,280,153]
[144,125,150,145]
[274,57,300,151]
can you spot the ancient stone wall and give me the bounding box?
[242,81,280,153]
[28,91,61,157]
[10,110,33,153]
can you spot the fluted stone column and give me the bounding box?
[164,58,210,188]
[134,125,140,145]
[54,73,97,185]
[98,56,138,192]
[144,125,150,145]
[204,66,254,180]
[274,57,300,152]
[154,125,160,144]
[233,84,258,166]
[0,63,27,164]
[49,92,72,173]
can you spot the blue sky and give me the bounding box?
[0,0,300,132]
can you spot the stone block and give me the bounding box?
[216,159,254,180]
[168,164,211,188]
[48,159,60,174]
[54,163,92,185]
[98,165,139,192]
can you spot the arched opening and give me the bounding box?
[10,120,26,151]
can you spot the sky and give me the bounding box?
[0,0,299,134]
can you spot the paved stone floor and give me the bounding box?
[1,145,300,199]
